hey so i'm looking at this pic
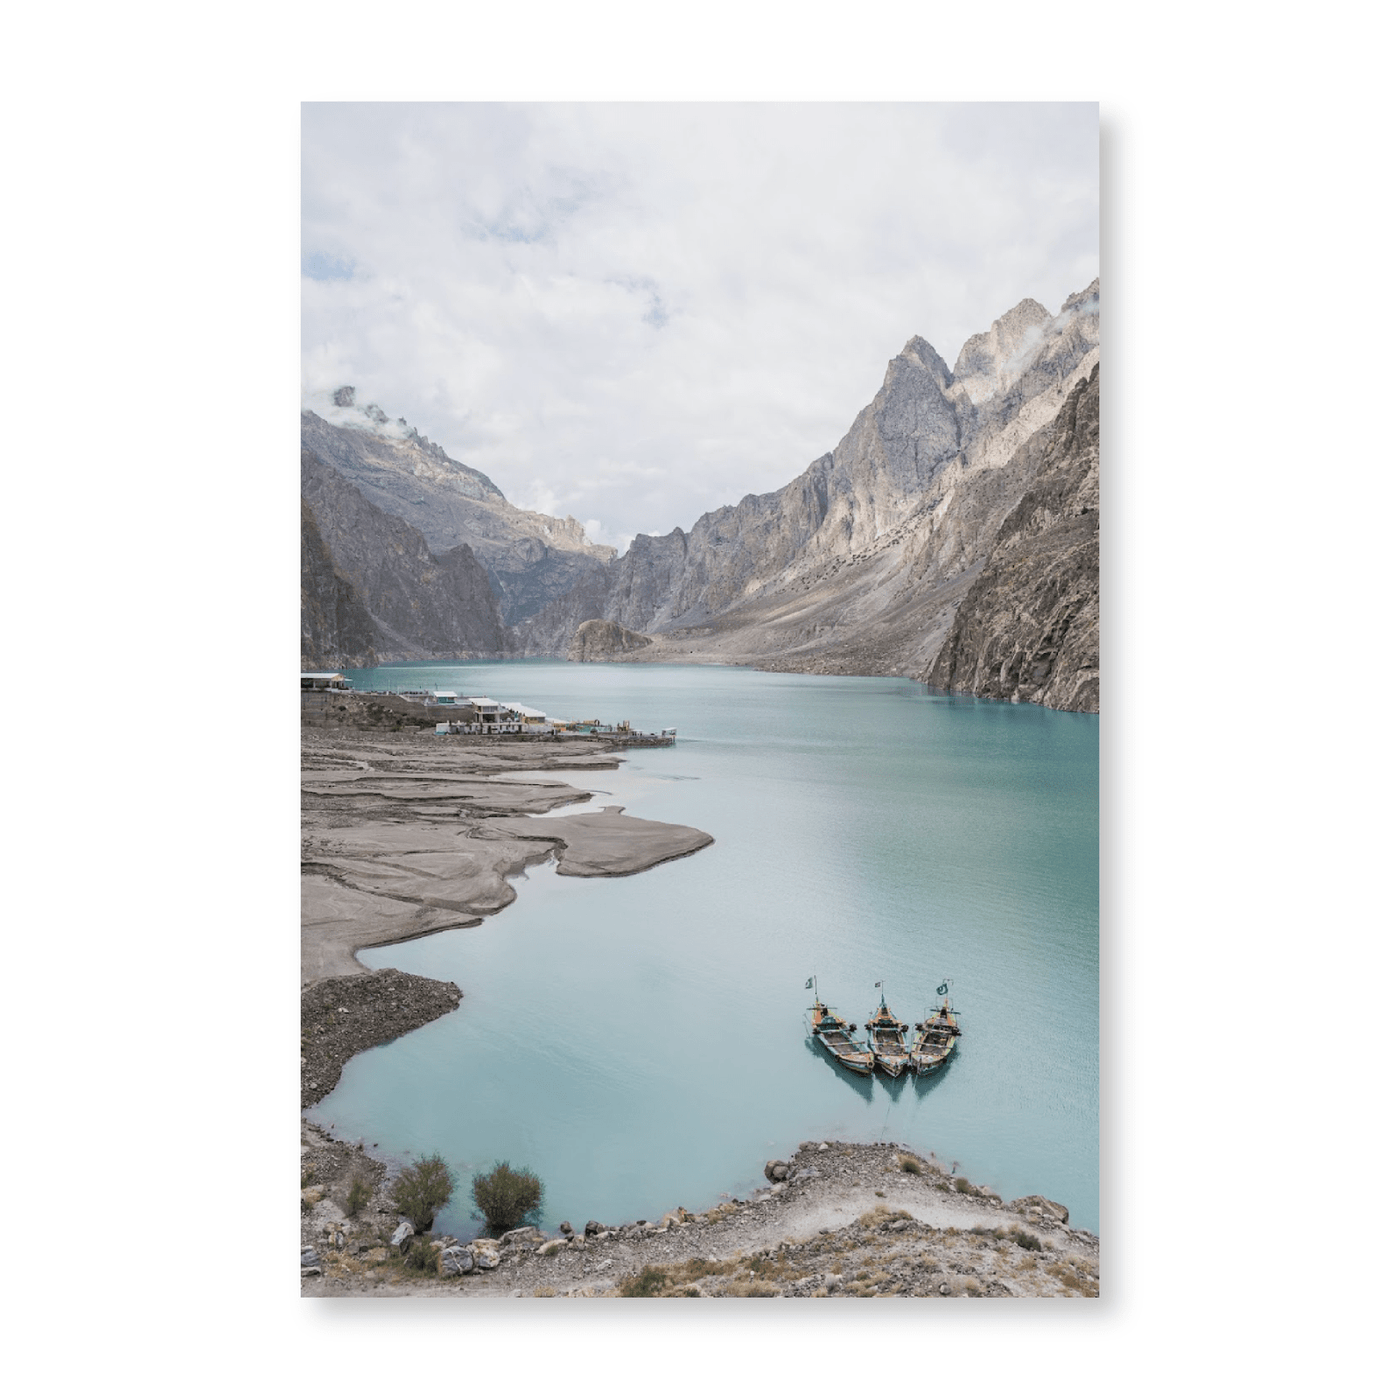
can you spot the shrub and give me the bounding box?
[620,1265,670,1297]
[953,1177,974,1195]
[347,1175,372,1217]
[402,1238,438,1274]
[301,1164,317,1188]
[471,1160,542,1233]
[1011,1229,1044,1253]
[897,1154,924,1175]
[392,1153,457,1233]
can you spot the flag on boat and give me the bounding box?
[937,981,949,996]
[804,977,813,989]
[875,981,883,989]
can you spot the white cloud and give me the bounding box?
[302,102,1098,551]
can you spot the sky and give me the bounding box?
[302,103,1098,553]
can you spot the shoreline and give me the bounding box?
[301,1132,1098,1298]
[300,717,1097,1296]
[301,718,714,1104]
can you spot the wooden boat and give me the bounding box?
[864,988,910,1078]
[909,986,962,1076]
[806,979,874,1076]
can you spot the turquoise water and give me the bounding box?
[308,661,1099,1235]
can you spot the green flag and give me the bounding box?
[937,981,949,996]
[804,977,813,989]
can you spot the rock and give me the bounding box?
[301,1266,322,1278]
[558,1221,574,1238]
[818,1142,829,1151]
[501,1226,545,1247]
[300,1249,321,1267]
[567,618,654,662]
[471,1243,501,1271]
[390,1221,414,1253]
[1009,1195,1069,1224]
[771,1182,788,1196]
[439,1245,475,1277]
[764,1159,790,1182]
[301,1186,325,1207]
[537,1239,568,1257]
[939,1282,952,1296]
[584,1220,602,1237]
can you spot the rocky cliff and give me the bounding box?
[301,498,380,670]
[567,619,654,662]
[924,365,1099,711]
[302,396,614,626]
[301,449,506,661]
[512,280,1099,709]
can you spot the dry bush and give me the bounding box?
[470,1160,541,1233]
[619,1265,671,1297]
[897,1154,925,1175]
[393,1153,457,1233]
[672,1257,732,1282]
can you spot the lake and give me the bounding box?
[306,660,1099,1236]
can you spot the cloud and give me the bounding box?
[302,102,1098,550]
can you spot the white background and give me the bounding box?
[3,1,1392,1393]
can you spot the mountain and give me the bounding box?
[301,497,380,670]
[511,280,1099,710]
[301,396,614,626]
[924,364,1099,711]
[300,448,505,664]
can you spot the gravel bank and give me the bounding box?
[301,969,463,1110]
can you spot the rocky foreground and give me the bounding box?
[300,1134,1098,1299]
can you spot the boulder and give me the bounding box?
[1008,1195,1069,1224]
[471,1243,501,1271]
[558,1221,574,1238]
[300,1248,321,1267]
[764,1160,790,1183]
[501,1226,544,1248]
[584,1220,602,1237]
[390,1220,414,1253]
[439,1245,475,1277]
[536,1239,568,1257]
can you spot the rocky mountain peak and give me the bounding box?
[898,335,954,387]
[1060,279,1099,316]
[952,298,1053,398]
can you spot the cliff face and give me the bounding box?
[924,365,1099,712]
[567,619,654,662]
[512,280,1099,707]
[301,449,506,661]
[301,400,614,626]
[301,498,380,670]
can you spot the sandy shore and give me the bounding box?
[301,725,713,984]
